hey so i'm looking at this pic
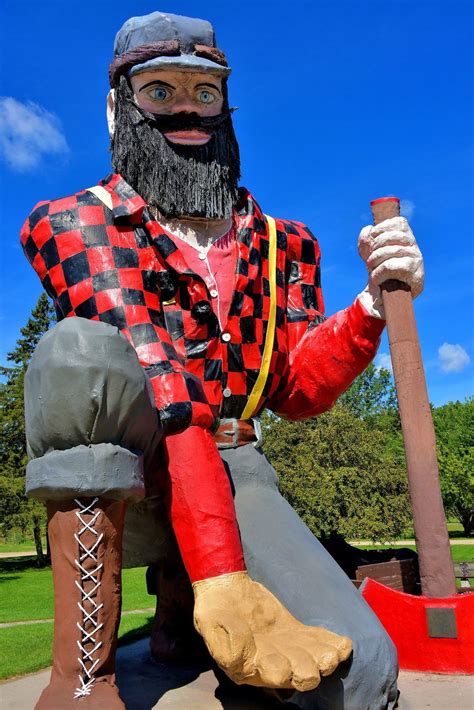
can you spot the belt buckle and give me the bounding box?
[252,417,262,448]
[216,418,239,450]
[231,418,239,448]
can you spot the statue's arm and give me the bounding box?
[268,222,385,419]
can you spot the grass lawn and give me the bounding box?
[0,560,152,623]
[398,520,469,540]
[0,556,155,680]
[0,612,153,680]
[1,541,472,680]
[448,545,474,564]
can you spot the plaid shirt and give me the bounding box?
[21,173,384,434]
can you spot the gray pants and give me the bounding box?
[25,318,398,709]
[221,445,398,709]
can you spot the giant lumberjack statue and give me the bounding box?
[21,10,424,710]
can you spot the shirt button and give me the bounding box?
[210,289,218,298]
[223,387,232,398]
[222,332,231,342]
[198,252,207,260]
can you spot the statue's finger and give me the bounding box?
[286,646,321,692]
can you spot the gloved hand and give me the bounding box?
[193,571,352,691]
[357,216,424,318]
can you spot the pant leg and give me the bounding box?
[25,317,162,502]
[220,444,399,710]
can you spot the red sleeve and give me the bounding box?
[268,222,385,419]
[163,427,246,583]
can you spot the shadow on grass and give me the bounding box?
[0,575,22,584]
[118,615,154,647]
[0,558,49,574]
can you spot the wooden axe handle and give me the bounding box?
[370,197,456,598]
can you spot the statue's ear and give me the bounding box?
[107,89,116,137]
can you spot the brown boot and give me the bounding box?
[36,497,126,709]
[148,560,209,664]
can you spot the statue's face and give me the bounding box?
[129,69,224,146]
[109,67,240,219]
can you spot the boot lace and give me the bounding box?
[73,498,104,698]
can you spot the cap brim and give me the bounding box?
[128,54,231,78]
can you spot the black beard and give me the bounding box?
[111,76,241,219]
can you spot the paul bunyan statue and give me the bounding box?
[21,11,424,710]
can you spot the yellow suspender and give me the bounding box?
[241,215,277,420]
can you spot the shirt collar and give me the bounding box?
[99,173,147,222]
[235,187,267,234]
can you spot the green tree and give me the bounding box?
[338,363,397,423]
[0,293,56,564]
[262,405,411,542]
[433,397,473,536]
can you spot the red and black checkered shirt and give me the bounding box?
[21,173,384,433]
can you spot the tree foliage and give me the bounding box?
[341,364,473,536]
[263,359,473,542]
[338,363,405,462]
[0,294,55,563]
[338,363,397,423]
[262,405,411,542]
[433,397,473,536]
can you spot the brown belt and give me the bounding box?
[213,418,262,449]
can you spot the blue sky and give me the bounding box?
[1,0,472,405]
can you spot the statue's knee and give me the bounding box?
[26,443,147,502]
[25,317,161,502]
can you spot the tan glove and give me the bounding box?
[193,571,352,691]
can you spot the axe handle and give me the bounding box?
[371,197,456,598]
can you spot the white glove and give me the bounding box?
[357,216,424,319]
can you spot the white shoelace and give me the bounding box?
[73,498,104,699]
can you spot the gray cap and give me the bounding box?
[110,11,231,85]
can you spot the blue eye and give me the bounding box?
[151,87,169,101]
[198,90,215,104]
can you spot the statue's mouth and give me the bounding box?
[164,129,211,145]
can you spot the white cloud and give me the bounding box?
[375,352,393,373]
[0,97,69,171]
[400,199,415,219]
[438,343,470,373]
